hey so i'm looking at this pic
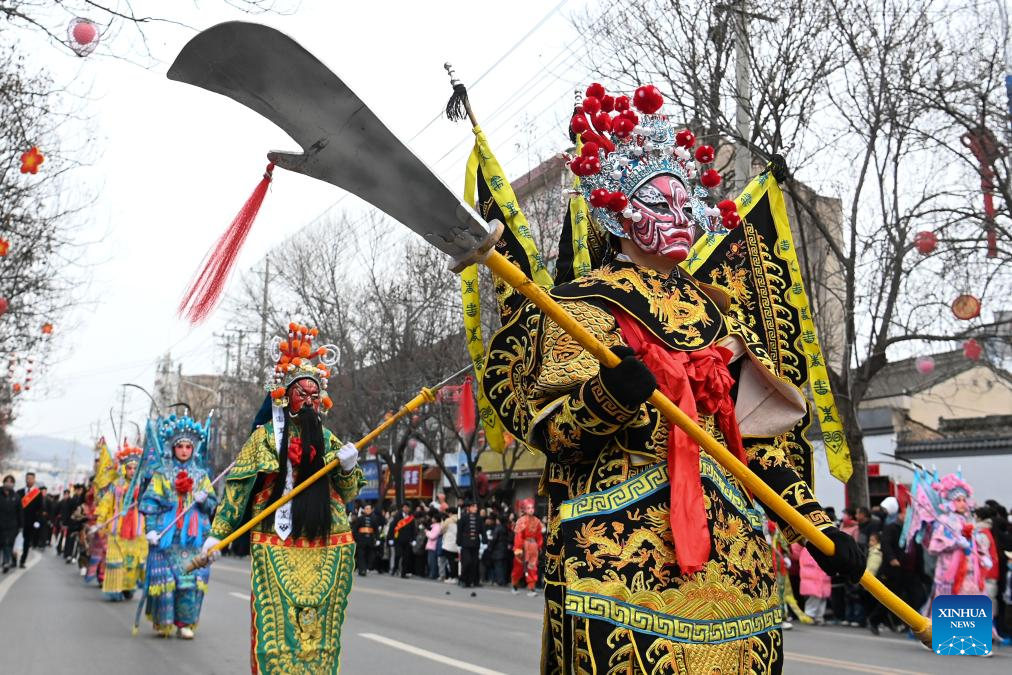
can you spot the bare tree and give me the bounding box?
[573,0,1011,506]
[227,215,471,503]
[0,45,90,450]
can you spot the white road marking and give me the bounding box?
[0,551,40,607]
[358,632,510,675]
[229,591,249,601]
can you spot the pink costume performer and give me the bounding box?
[927,474,991,599]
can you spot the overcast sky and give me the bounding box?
[10,0,594,443]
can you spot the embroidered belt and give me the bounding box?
[251,531,354,548]
[565,590,782,644]
[559,457,764,530]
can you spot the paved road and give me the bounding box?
[1,549,1008,674]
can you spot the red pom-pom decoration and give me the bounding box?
[700,169,722,188]
[611,117,636,139]
[614,95,631,112]
[675,129,696,148]
[581,141,600,158]
[619,109,639,126]
[607,192,629,212]
[585,157,601,174]
[600,95,615,113]
[592,112,613,133]
[723,212,741,229]
[589,188,610,208]
[717,199,737,213]
[694,145,715,164]
[586,83,606,99]
[582,96,602,115]
[963,338,982,361]
[571,115,590,135]
[633,85,664,114]
[914,231,937,255]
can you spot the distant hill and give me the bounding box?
[14,435,93,464]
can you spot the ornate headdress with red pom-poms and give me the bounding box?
[265,322,338,410]
[565,83,740,240]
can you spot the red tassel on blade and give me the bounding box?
[457,376,476,435]
[178,163,275,324]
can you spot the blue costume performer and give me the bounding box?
[139,414,216,638]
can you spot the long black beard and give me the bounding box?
[270,407,331,540]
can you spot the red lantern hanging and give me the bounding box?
[962,338,983,361]
[913,231,937,255]
[20,147,44,174]
[41,322,54,335]
[0,298,7,315]
[68,18,100,57]
[915,356,936,375]
[951,294,981,321]
[0,238,9,256]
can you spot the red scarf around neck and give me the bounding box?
[612,309,747,575]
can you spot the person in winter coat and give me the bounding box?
[799,543,831,624]
[0,475,21,573]
[456,501,486,588]
[440,512,459,581]
[425,514,442,579]
[391,503,417,578]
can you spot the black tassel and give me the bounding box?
[769,154,790,182]
[446,82,469,122]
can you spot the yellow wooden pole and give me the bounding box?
[482,250,932,644]
[185,369,465,572]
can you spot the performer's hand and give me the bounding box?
[146,530,160,546]
[87,525,98,535]
[806,526,865,583]
[193,490,208,504]
[597,346,656,410]
[338,442,359,472]
[201,536,222,563]
[889,559,900,568]
[514,549,523,558]
[33,521,40,529]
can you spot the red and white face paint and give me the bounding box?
[625,174,697,261]
[288,378,322,414]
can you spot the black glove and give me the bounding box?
[806,526,866,583]
[597,346,657,411]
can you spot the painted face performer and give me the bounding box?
[482,84,865,673]
[94,441,147,601]
[205,323,363,674]
[511,498,543,595]
[927,474,991,600]
[139,415,216,638]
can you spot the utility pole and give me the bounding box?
[117,386,127,450]
[717,3,777,194]
[732,0,751,195]
[258,257,270,371]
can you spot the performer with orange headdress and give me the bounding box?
[93,441,147,600]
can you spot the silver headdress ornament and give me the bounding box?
[564,83,741,239]
[264,321,338,410]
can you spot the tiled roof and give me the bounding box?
[861,349,974,400]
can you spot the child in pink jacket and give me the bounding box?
[798,543,831,624]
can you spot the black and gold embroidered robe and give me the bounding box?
[483,261,835,675]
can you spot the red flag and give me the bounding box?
[457,376,476,434]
